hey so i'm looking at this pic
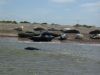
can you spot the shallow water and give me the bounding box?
[0,37,100,75]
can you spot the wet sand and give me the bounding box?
[0,33,18,37]
[0,34,100,44]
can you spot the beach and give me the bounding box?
[0,23,100,44]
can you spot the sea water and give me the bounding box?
[0,37,100,75]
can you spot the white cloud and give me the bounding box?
[82,1,100,7]
[50,0,76,4]
[81,1,100,12]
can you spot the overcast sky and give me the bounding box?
[0,0,100,26]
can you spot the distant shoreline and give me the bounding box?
[0,23,100,44]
